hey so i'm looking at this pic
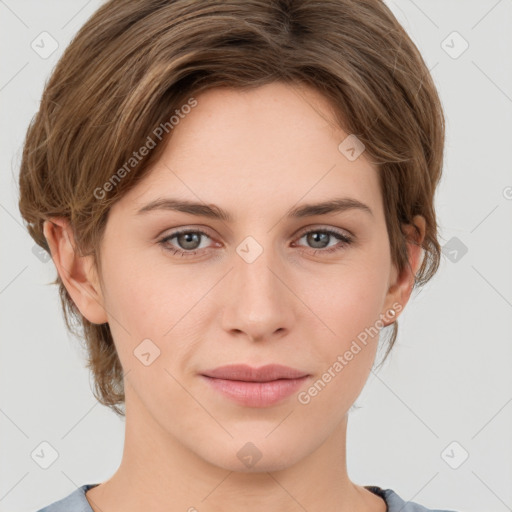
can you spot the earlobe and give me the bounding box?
[43,218,108,325]
[382,215,426,325]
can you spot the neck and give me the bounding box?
[85,384,385,512]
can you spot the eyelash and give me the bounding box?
[158,227,353,258]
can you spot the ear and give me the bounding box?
[381,215,426,325]
[43,218,108,325]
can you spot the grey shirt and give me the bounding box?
[35,483,459,512]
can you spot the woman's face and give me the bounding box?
[81,82,411,471]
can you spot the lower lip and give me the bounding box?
[200,375,310,407]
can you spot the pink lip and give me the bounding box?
[200,364,310,407]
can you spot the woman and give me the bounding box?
[19,0,456,510]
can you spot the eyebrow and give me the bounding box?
[136,197,373,221]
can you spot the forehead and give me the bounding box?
[117,82,383,219]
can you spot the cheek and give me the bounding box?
[100,250,210,376]
[298,258,388,342]
[293,255,388,397]
[101,265,195,422]
[96,248,166,358]
[295,277,383,418]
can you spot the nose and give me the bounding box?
[220,239,296,343]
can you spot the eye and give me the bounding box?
[158,226,353,258]
[158,228,214,257]
[293,227,353,255]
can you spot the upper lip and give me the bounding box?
[200,364,309,382]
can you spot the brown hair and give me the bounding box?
[18,0,445,417]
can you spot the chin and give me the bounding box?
[194,434,306,474]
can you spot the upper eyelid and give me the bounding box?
[296,225,352,238]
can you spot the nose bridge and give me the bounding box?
[238,239,276,292]
[235,234,282,305]
[221,234,293,339]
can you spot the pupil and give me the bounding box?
[180,232,200,249]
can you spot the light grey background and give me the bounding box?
[1,1,511,511]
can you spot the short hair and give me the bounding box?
[18,0,445,417]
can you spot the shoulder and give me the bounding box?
[365,485,460,512]
[34,484,99,512]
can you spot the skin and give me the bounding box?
[44,81,425,512]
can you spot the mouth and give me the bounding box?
[199,364,310,407]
